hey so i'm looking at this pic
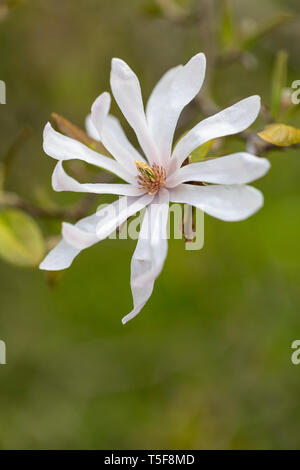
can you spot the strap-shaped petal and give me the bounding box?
[61,198,136,250]
[52,161,142,196]
[60,194,153,250]
[43,122,135,184]
[39,240,80,271]
[110,58,159,164]
[146,65,182,161]
[169,183,264,221]
[122,188,169,324]
[171,95,261,169]
[90,91,111,136]
[167,152,270,187]
[146,53,206,164]
[101,115,145,174]
[95,193,153,240]
[39,195,153,270]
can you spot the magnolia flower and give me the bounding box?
[40,52,270,324]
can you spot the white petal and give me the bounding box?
[110,58,159,164]
[91,92,111,136]
[101,115,145,174]
[167,152,270,187]
[146,53,206,164]
[52,161,142,196]
[169,183,264,221]
[104,115,144,162]
[122,188,169,324]
[85,114,99,140]
[39,239,80,271]
[146,65,182,160]
[171,95,261,169]
[43,122,135,184]
[39,211,103,271]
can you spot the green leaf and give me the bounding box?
[190,140,214,162]
[219,0,237,51]
[258,123,300,147]
[271,50,288,120]
[0,209,45,267]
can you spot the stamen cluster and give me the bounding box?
[135,160,166,195]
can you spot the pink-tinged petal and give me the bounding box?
[39,194,152,271]
[169,184,264,221]
[146,53,206,164]
[52,161,142,196]
[122,188,169,324]
[110,58,159,164]
[167,152,270,187]
[172,95,261,169]
[96,194,153,240]
[62,222,98,250]
[62,195,153,251]
[91,92,111,136]
[43,122,135,184]
[101,115,145,174]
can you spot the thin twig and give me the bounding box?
[0,192,99,221]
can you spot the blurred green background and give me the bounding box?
[0,0,300,449]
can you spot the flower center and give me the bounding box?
[135,160,166,195]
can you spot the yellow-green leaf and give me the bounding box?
[258,124,300,147]
[0,209,45,267]
[190,140,214,162]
